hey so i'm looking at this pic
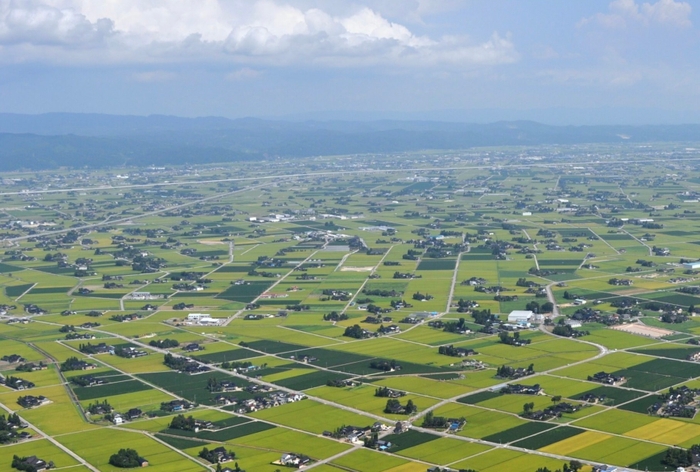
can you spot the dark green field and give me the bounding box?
[73,379,152,401]
[382,430,440,452]
[482,422,556,444]
[0,263,20,273]
[416,259,457,271]
[214,265,252,273]
[216,281,275,302]
[458,391,502,404]
[245,340,312,354]
[274,370,353,390]
[193,348,260,363]
[153,434,205,450]
[573,385,646,405]
[138,371,252,405]
[29,286,72,294]
[511,426,585,450]
[5,283,34,297]
[629,347,700,361]
[617,396,657,414]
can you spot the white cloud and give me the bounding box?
[0,1,114,46]
[579,0,692,28]
[0,0,518,68]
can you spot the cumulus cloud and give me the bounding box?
[579,0,692,28]
[0,0,518,68]
[0,0,114,46]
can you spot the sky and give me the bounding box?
[0,0,699,124]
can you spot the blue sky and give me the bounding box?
[0,0,698,124]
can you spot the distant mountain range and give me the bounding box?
[0,113,699,171]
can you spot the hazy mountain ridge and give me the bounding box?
[0,113,699,171]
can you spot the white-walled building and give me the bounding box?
[507,310,534,325]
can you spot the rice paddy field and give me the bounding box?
[4,147,700,471]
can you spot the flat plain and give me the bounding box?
[3,146,700,471]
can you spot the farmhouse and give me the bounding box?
[2,354,25,363]
[588,371,626,386]
[279,453,311,468]
[501,383,544,395]
[15,456,49,472]
[17,395,51,408]
[117,347,148,358]
[208,447,234,463]
[193,419,215,432]
[162,400,192,412]
[76,375,106,387]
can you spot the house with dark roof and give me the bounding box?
[15,456,49,472]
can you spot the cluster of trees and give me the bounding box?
[525,301,553,314]
[15,362,45,372]
[421,411,464,429]
[110,314,142,322]
[322,311,348,322]
[499,331,531,346]
[532,461,583,472]
[4,376,34,389]
[0,413,23,444]
[660,312,689,324]
[516,278,541,288]
[375,387,404,397]
[552,324,590,338]
[369,360,400,371]
[471,309,497,325]
[384,398,417,414]
[455,299,478,313]
[442,318,470,333]
[343,325,373,339]
[11,455,55,472]
[286,304,311,311]
[169,414,196,431]
[87,400,112,415]
[437,345,474,357]
[163,353,190,370]
[496,364,534,379]
[149,338,179,348]
[198,447,236,463]
[60,357,89,372]
[402,249,422,260]
[662,444,700,468]
[108,449,145,468]
[78,342,102,354]
[363,288,403,297]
